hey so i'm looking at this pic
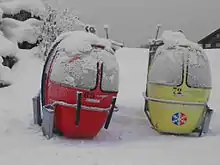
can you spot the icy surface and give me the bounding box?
[0,0,45,15]
[0,17,43,44]
[50,31,119,91]
[149,31,211,88]
[0,47,219,164]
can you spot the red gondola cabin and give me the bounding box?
[40,31,119,138]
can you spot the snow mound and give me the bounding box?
[0,48,42,86]
[50,31,119,91]
[0,17,43,44]
[0,59,12,85]
[0,34,17,56]
[0,0,45,16]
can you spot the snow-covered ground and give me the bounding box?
[0,46,219,165]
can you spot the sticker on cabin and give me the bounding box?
[83,92,95,99]
[172,112,187,126]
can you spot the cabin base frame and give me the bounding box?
[143,95,214,137]
[32,92,117,140]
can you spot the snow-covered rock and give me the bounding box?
[0,0,45,20]
[0,17,43,45]
[0,55,12,88]
[0,58,12,80]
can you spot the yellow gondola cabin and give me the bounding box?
[143,30,214,136]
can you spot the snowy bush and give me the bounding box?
[36,3,85,59]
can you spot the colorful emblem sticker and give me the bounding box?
[172,112,187,126]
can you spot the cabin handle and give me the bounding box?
[75,92,82,126]
[143,92,206,106]
[104,96,117,129]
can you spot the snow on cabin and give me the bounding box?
[148,30,211,88]
[160,30,203,50]
[0,0,45,20]
[50,31,119,92]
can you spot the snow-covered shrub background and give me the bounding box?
[36,2,96,59]
[0,0,123,88]
[0,0,97,87]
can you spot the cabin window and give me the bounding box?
[100,52,119,92]
[45,46,58,75]
[148,47,184,86]
[186,50,211,88]
[50,51,97,90]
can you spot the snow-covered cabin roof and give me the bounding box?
[148,31,211,88]
[159,30,203,51]
[55,31,114,55]
[49,31,119,91]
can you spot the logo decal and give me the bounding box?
[172,112,187,126]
